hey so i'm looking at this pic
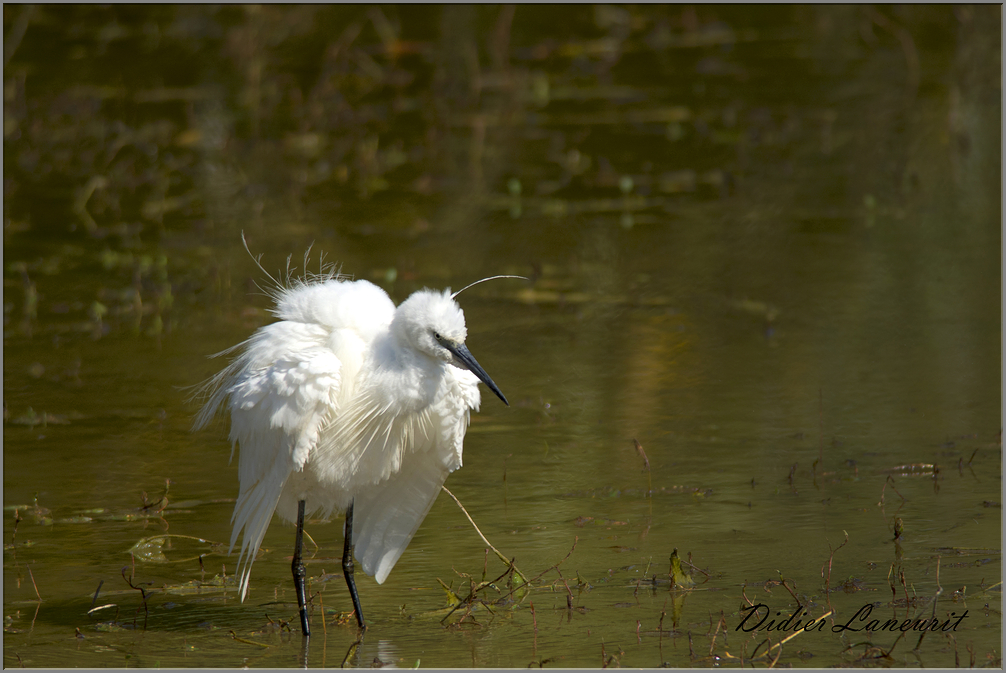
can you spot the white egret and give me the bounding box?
[194,255,521,636]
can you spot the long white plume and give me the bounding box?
[451,275,528,299]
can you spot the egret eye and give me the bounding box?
[434,331,442,341]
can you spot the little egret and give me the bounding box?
[194,260,520,636]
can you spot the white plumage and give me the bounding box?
[194,268,510,632]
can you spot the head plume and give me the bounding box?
[450,275,528,299]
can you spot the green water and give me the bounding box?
[4,5,1001,668]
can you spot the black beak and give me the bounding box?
[445,342,509,406]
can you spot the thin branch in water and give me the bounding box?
[767,610,832,652]
[707,611,725,656]
[442,485,528,583]
[90,580,104,609]
[776,576,800,604]
[26,566,41,601]
[878,475,906,509]
[502,453,512,510]
[10,508,22,548]
[881,627,908,660]
[767,636,783,668]
[740,581,754,608]
[229,630,273,648]
[318,591,327,637]
[555,568,574,604]
[821,531,849,613]
[915,555,944,651]
[526,536,578,585]
[303,529,320,555]
[121,563,150,631]
[632,438,650,470]
[632,439,652,496]
[440,563,515,625]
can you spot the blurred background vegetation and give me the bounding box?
[4,5,998,324]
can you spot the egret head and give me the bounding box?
[392,289,508,405]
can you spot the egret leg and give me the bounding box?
[292,499,311,637]
[343,501,366,628]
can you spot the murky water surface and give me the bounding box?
[4,5,1001,668]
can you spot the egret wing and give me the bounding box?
[197,321,343,600]
[350,368,482,583]
[351,442,453,584]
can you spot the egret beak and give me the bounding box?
[445,342,509,406]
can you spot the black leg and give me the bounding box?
[292,499,311,637]
[343,500,366,629]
